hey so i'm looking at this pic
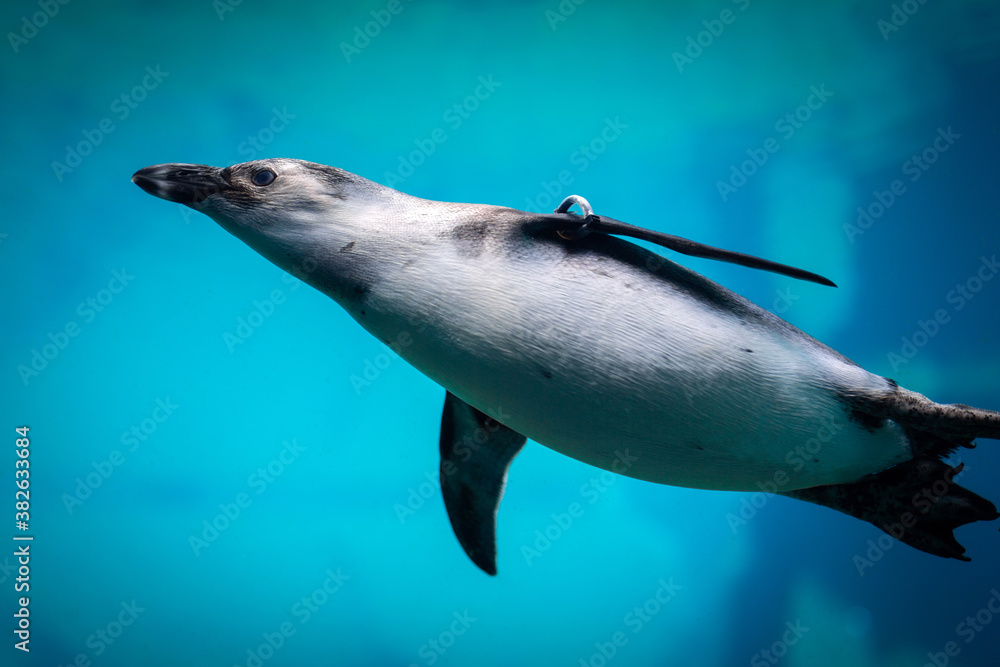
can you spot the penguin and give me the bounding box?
[133,158,1000,574]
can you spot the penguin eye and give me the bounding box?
[252,169,276,186]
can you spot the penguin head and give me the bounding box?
[131,158,374,225]
[132,158,396,303]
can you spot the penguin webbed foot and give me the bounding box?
[781,457,1000,561]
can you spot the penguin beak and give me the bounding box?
[132,163,231,205]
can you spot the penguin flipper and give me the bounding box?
[538,207,837,287]
[438,391,526,575]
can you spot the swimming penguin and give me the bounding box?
[132,158,1000,574]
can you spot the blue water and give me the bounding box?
[4,1,1000,665]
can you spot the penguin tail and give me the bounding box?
[880,385,1000,457]
[780,457,999,561]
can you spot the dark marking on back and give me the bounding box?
[849,408,884,433]
[340,241,355,252]
[448,220,492,257]
[452,220,489,240]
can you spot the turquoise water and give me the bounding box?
[4,1,1000,665]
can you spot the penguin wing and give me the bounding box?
[535,212,837,288]
[438,391,526,575]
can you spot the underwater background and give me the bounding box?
[3,0,1000,665]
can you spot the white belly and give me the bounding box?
[354,236,910,492]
